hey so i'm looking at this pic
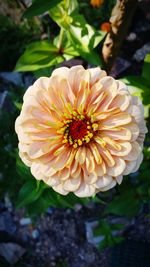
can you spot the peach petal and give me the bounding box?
[131,153,143,173]
[94,162,106,176]
[100,127,132,141]
[86,148,95,173]
[89,67,106,86]
[127,104,143,124]
[100,179,116,192]
[90,143,102,164]
[123,141,141,161]
[97,76,118,111]
[31,162,43,180]
[46,175,60,187]
[59,168,70,180]
[84,170,98,184]
[102,113,132,128]
[19,151,32,167]
[109,142,132,156]
[109,94,130,111]
[122,160,137,175]
[95,175,113,188]
[68,65,85,96]
[72,166,81,179]
[97,146,115,167]
[52,148,72,171]
[75,182,95,197]
[117,80,129,95]
[125,122,139,141]
[75,147,86,165]
[107,158,126,177]
[51,67,69,78]
[64,177,81,191]
[116,175,123,185]
[53,183,68,195]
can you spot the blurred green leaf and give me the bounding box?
[106,189,141,217]
[15,41,64,71]
[23,0,63,18]
[142,53,150,83]
[16,179,45,208]
[49,0,105,65]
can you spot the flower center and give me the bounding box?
[57,111,99,148]
[69,120,87,140]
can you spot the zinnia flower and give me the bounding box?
[15,66,147,197]
[90,0,104,8]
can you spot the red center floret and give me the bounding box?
[69,120,87,140]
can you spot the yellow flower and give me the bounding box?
[90,0,104,8]
[15,66,147,197]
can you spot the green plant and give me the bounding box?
[15,0,105,72]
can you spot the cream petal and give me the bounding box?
[19,151,32,167]
[94,162,106,176]
[123,141,141,161]
[116,80,129,94]
[43,164,57,177]
[72,166,81,178]
[131,153,143,173]
[53,183,68,195]
[19,142,29,153]
[64,177,81,191]
[75,182,95,197]
[100,179,116,192]
[68,65,85,96]
[85,148,95,173]
[59,168,70,180]
[109,142,132,156]
[122,160,137,175]
[116,175,123,185]
[31,162,43,180]
[52,148,72,171]
[89,67,106,86]
[46,175,60,186]
[127,104,143,124]
[75,146,86,165]
[101,113,132,128]
[97,146,115,167]
[83,169,98,184]
[90,144,102,164]
[125,122,139,141]
[95,175,113,189]
[100,128,132,141]
[51,67,69,78]
[109,94,130,111]
[28,141,53,159]
[75,70,90,110]
[107,158,126,177]
[97,76,118,111]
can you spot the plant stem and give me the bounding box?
[58,28,64,51]
[102,0,138,72]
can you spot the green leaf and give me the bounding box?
[15,41,64,71]
[23,0,63,18]
[142,53,150,83]
[16,157,33,181]
[16,179,45,208]
[49,0,104,65]
[106,189,141,217]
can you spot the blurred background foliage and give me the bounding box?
[0,0,150,254]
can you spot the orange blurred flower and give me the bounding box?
[101,22,111,32]
[90,0,104,8]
